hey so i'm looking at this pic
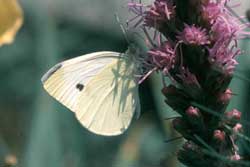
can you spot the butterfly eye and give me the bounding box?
[76,83,84,91]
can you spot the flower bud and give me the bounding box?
[233,123,243,134]
[218,88,232,104]
[182,141,200,152]
[183,141,193,150]
[231,123,243,140]
[225,109,241,120]
[185,106,205,131]
[178,141,203,165]
[186,106,200,118]
[231,154,241,161]
[213,130,225,142]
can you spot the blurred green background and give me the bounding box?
[0,0,249,167]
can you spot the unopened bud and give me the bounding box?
[226,109,241,120]
[182,141,199,151]
[213,130,225,142]
[178,141,203,163]
[218,88,232,104]
[231,154,241,161]
[183,141,193,150]
[186,106,200,118]
[233,123,243,133]
[185,106,205,131]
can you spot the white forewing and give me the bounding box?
[42,51,140,136]
[42,52,120,112]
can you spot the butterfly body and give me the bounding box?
[42,51,140,136]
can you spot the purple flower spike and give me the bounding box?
[201,1,224,24]
[208,39,240,74]
[186,106,200,118]
[213,130,226,142]
[231,154,241,161]
[177,24,210,45]
[218,88,232,104]
[148,41,175,74]
[211,17,239,41]
[144,0,175,28]
[126,0,250,166]
[208,1,250,42]
[127,0,175,29]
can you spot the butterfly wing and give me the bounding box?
[42,51,140,136]
[42,52,120,112]
[75,55,140,135]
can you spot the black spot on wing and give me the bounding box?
[41,63,62,83]
[76,83,84,91]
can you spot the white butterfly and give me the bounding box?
[41,50,141,136]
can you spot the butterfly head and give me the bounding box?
[126,43,140,56]
[124,44,154,84]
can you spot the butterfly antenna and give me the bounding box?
[115,13,130,44]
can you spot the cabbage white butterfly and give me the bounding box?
[41,49,141,136]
